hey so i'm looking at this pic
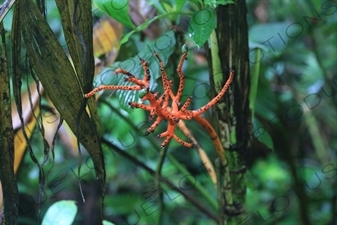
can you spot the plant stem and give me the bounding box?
[155,145,169,224]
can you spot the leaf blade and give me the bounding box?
[18,0,105,193]
[41,200,78,225]
[188,8,216,48]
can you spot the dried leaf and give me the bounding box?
[13,105,40,173]
[93,16,123,58]
[176,119,217,186]
[93,17,123,74]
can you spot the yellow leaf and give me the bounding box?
[14,106,40,173]
[93,16,123,58]
[12,82,42,173]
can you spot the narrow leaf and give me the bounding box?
[249,47,261,118]
[253,118,274,151]
[18,0,105,194]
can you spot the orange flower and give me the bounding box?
[85,48,234,148]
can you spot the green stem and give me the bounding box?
[249,48,261,119]
[120,11,191,46]
[303,109,328,162]
[155,145,169,224]
[210,30,224,93]
[215,159,225,225]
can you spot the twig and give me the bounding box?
[155,145,169,224]
[175,117,217,187]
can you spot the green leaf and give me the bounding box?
[204,0,235,7]
[41,200,78,225]
[249,47,261,118]
[188,0,202,4]
[188,8,216,48]
[94,0,135,28]
[249,22,295,54]
[147,0,167,14]
[176,0,187,11]
[253,118,274,151]
[120,31,136,46]
[103,220,115,225]
[120,12,180,46]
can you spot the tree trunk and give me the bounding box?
[0,21,19,225]
[208,0,251,224]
